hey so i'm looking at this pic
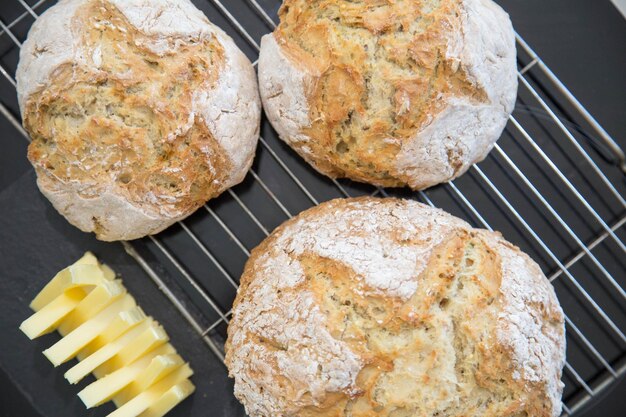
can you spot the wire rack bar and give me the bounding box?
[226,189,270,235]
[447,182,492,231]
[178,221,239,289]
[0,0,45,36]
[567,361,626,415]
[492,143,625,298]
[514,32,626,174]
[204,205,251,256]
[517,74,626,204]
[122,241,226,362]
[0,64,16,87]
[15,0,38,19]
[549,215,626,282]
[148,235,230,324]
[258,136,320,205]
[201,310,232,337]
[245,0,277,28]
[472,165,626,343]
[248,169,293,218]
[565,362,594,397]
[562,403,572,416]
[0,64,17,88]
[210,0,260,49]
[509,116,626,252]
[564,315,617,378]
[0,101,25,135]
[519,58,538,74]
[0,17,22,47]
[331,178,353,198]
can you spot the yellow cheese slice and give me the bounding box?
[20,288,85,339]
[79,344,175,408]
[78,252,99,265]
[101,263,117,281]
[21,252,195,417]
[139,379,195,417]
[78,307,148,363]
[97,307,148,346]
[44,295,136,366]
[31,263,105,312]
[95,325,169,378]
[133,354,184,393]
[106,364,193,417]
[57,280,126,336]
[65,313,150,384]
[95,324,169,377]
[113,354,183,407]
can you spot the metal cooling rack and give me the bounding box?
[1,1,625,416]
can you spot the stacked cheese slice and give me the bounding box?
[20,252,195,417]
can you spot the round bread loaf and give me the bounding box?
[16,0,261,241]
[226,197,565,417]
[259,0,517,190]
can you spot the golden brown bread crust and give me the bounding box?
[26,1,228,218]
[259,0,517,189]
[17,0,261,241]
[276,0,485,185]
[226,197,565,417]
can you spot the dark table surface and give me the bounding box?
[496,1,626,413]
[1,0,624,416]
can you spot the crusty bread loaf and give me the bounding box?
[226,197,565,417]
[259,0,517,190]
[16,0,261,241]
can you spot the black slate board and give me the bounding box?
[0,170,245,417]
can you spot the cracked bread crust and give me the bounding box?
[259,0,517,190]
[16,0,261,241]
[225,197,565,417]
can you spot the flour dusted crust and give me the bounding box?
[259,0,517,190]
[16,0,261,241]
[226,197,565,417]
